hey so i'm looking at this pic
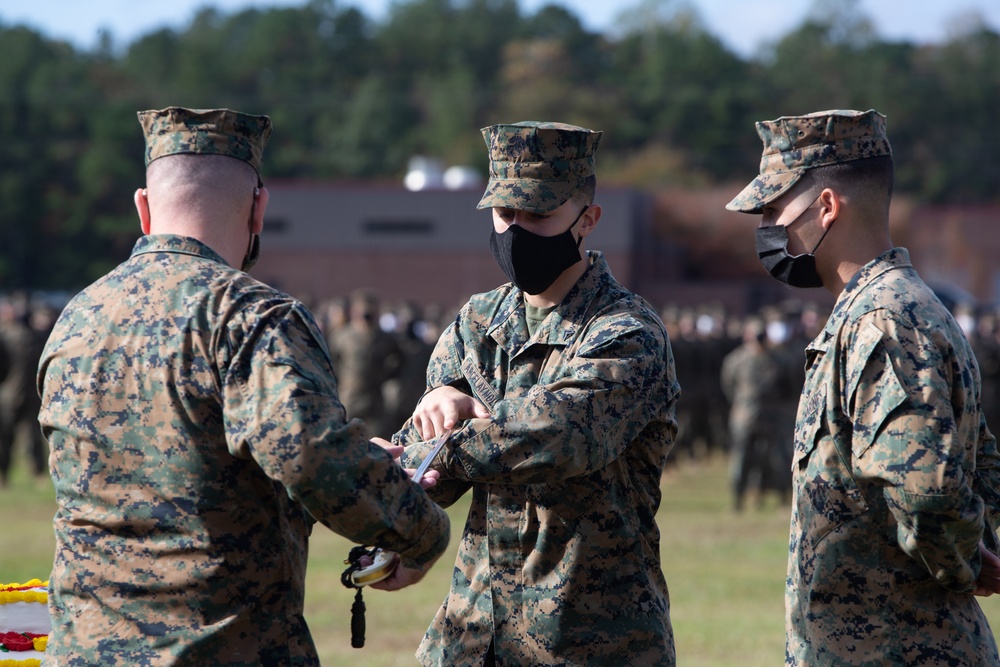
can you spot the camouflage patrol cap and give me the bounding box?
[726,109,891,214]
[477,121,602,214]
[137,107,272,181]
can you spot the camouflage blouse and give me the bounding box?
[37,234,449,666]
[397,252,680,666]
[787,247,1000,665]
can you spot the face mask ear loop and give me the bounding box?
[808,212,832,256]
[246,188,258,256]
[242,185,262,272]
[571,205,588,248]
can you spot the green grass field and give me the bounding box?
[3,452,1000,666]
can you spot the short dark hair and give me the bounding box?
[802,155,895,202]
[570,174,597,208]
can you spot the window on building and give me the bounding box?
[362,220,435,235]
[262,217,289,234]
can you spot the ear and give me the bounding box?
[817,188,839,230]
[134,188,151,235]
[578,204,602,238]
[251,187,269,234]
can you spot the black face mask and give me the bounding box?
[241,187,261,272]
[241,234,260,272]
[754,198,829,289]
[489,206,587,295]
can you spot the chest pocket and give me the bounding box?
[793,385,870,547]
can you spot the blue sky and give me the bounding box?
[2,0,999,57]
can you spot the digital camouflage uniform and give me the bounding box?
[326,292,403,437]
[36,108,450,667]
[726,109,892,215]
[727,110,1000,665]
[1,299,48,480]
[477,121,600,214]
[720,328,796,508]
[395,122,679,666]
[788,248,1000,665]
[397,252,677,666]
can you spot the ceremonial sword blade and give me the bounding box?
[412,428,453,484]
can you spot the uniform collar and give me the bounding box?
[130,234,230,266]
[839,246,912,298]
[489,251,612,355]
[809,247,912,353]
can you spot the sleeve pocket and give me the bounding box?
[848,322,908,458]
[793,386,826,468]
[461,355,499,408]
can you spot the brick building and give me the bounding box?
[254,180,1000,315]
[255,181,649,311]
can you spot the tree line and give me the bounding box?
[1,0,998,290]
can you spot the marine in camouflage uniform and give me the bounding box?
[970,312,1000,435]
[384,301,436,434]
[0,294,48,485]
[728,109,1000,665]
[37,107,450,666]
[720,318,795,510]
[393,122,679,666]
[326,289,403,436]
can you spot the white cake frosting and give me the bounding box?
[0,581,50,665]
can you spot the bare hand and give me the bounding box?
[370,436,403,460]
[369,551,444,592]
[973,541,1000,597]
[370,436,440,489]
[412,386,490,441]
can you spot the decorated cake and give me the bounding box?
[0,581,49,667]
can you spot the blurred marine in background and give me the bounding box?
[0,293,48,487]
[728,108,1000,665]
[720,316,797,510]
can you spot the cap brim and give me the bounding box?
[725,171,802,214]
[477,178,580,214]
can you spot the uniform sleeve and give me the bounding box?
[221,302,449,568]
[395,319,474,507]
[848,309,988,592]
[972,414,1000,553]
[412,309,677,486]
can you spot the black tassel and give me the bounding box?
[350,588,366,648]
[342,545,375,649]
